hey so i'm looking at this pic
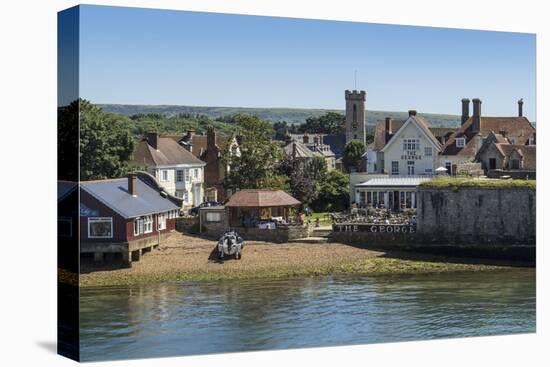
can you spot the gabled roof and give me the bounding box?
[58,181,77,202]
[225,189,301,207]
[132,136,205,167]
[371,119,405,151]
[441,116,535,156]
[380,116,442,153]
[497,144,536,170]
[80,178,179,218]
[283,140,319,158]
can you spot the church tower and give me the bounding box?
[345,89,366,146]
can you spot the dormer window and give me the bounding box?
[456,138,466,148]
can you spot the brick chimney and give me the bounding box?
[461,98,470,125]
[207,126,216,150]
[186,128,196,139]
[385,117,393,143]
[408,110,417,117]
[518,98,524,117]
[147,131,159,150]
[472,98,482,134]
[128,173,138,196]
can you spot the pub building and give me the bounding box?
[354,176,431,211]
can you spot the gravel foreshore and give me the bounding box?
[78,232,513,287]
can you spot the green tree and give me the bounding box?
[299,112,345,134]
[279,155,319,205]
[221,114,283,190]
[312,169,350,212]
[79,100,135,180]
[306,156,328,182]
[343,139,366,172]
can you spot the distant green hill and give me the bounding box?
[99,104,462,128]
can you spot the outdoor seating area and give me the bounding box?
[331,207,417,225]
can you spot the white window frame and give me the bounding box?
[407,161,415,175]
[403,139,420,151]
[194,168,199,179]
[456,138,466,148]
[133,215,154,236]
[424,147,432,156]
[391,161,399,175]
[158,213,167,230]
[161,170,169,182]
[176,170,184,182]
[184,169,190,183]
[88,217,113,239]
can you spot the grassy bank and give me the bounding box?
[77,233,512,288]
[420,177,536,190]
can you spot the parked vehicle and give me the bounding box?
[217,231,244,260]
[189,201,222,215]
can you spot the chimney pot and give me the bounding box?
[518,98,524,117]
[461,98,470,125]
[408,110,417,116]
[128,173,138,196]
[472,98,482,134]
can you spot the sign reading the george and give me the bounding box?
[333,223,416,234]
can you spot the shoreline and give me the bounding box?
[76,233,530,288]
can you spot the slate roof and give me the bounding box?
[58,181,77,202]
[80,178,180,218]
[441,116,535,156]
[322,133,346,158]
[356,176,432,188]
[225,189,301,207]
[132,136,205,167]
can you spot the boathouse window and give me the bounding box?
[88,217,113,239]
[176,170,184,182]
[134,215,153,236]
[391,161,399,175]
[206,212,222,222]
[456,138,465,148]
[158,213,167,230]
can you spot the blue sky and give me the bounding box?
[77,5,536,119]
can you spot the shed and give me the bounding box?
[224,190,301,228]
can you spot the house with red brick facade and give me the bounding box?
[76,173,181,266]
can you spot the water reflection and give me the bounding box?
[79,269,535,361]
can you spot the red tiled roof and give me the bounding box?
[131,136,205,167]
[225,189,301,207]
[441,116,535,156]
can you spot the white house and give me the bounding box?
[379,111,442,176]
[131,132,206,209]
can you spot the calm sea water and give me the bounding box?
[79,269,535,361]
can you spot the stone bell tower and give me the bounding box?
[345,89,367,146]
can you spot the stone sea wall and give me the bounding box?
[417,186,535,246]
